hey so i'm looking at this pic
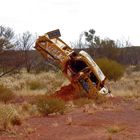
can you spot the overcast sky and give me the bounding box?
[0,0,140,45]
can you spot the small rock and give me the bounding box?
[52,122,59,127]
[66,116,72,125]
[83,104,90,112]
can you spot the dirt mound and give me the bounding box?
[52,84,78,101]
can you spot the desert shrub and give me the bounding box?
[11,115,22,126]
[96,58,125,81]
[0,85,15,104]
[73,98,93,107]
[0,105,21,130]
[36,97,66,115]
[27,80,43,90]
[21,102,39,117]
[22,102,32,112]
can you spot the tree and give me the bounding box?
[84,29,105,57]
[0,26,20,77]
[99,38,120,60]
[0,25,15,53]
[84,29,120,60]
[84,29,96,48]
[17,31,36,72]
[71,32,86,49]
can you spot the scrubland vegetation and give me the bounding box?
[110,67,140,97]
[96,58,125,81]
[0,70,68,130]
[0,65,139,132]
[0,25,140,139]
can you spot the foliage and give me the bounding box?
[0,85,15,103]
[0,26,18,77]
[85,29,95,42]
[0,26,15,52]
[96,58,125,81]
[0,105,21,130]
[16,31,36,72]
[36,97,66,115]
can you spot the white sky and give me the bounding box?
[0,0,140,45]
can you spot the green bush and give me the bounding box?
[0,85,15,104]
[96,58,125,81]
[36,97,66,115]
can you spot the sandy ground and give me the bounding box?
[0,96,140,140]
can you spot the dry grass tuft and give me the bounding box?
[107,125,125,134]
[19,102,39,118]
[73,98,93,107]
[0,70,67,96]
[110,70,140,98]
[26,80,44,90]
[35,97,66,115]
[94,94,108,104]
[0,104,21,130]
[25,127,36,134]
[135,104,140,110]
[0,85,15,104]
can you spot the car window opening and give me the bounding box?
[89,72,99,85]
[69,60,88,73]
